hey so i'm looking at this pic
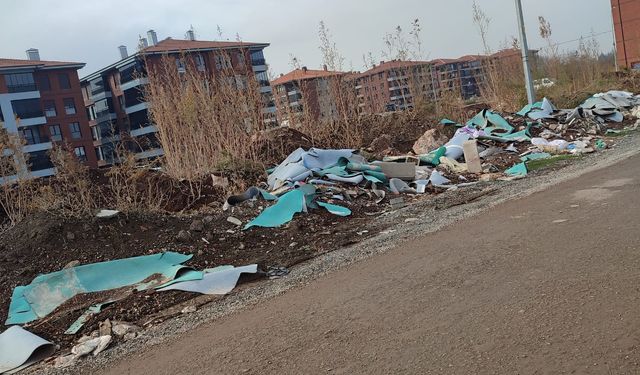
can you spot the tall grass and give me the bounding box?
[144,52,270,180]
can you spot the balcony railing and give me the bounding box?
[8,84,38,93]
[251,58,266,66]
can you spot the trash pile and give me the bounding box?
[228,91,640,230]
[1,253,257,372]
[2,91,639,373]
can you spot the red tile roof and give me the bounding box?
[0,58,84,70]
[271,68,344,86]
[142,38,267,53]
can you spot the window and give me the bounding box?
[5,73,37,93]
[28,150,54,171]
[195,55,206,71]
[21,128,36,145]
[49,124,62,142]
[215,54,232,70]
[236,52,245,68]
[176,58,186,72]
[58,73,71,89]
[12,98,43,119]
[69,122,81,139]
[250,49,265,65]
[74,146,87,162]
[38,75,51,91]
[63,98,76,115]
[43,100,57,117]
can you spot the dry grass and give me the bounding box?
[144,52,270,181]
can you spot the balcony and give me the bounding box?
[125,102,149,115]
[130,124,158,137]
[7,83,38,93]
[252,64,267,73]
[16,116,47,127]
[120,77,148,91]
[24,141,53,153]
[135,147,164,160]
[90,90,112,102]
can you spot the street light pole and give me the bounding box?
[515,0,536,105]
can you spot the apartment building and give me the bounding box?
[81,30,275,166]
[611,0,640,69]
[354,49,532,114]
[271,66,345,125]
[0,51,96,180]
[354,60,435,114]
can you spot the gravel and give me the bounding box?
[29,131,640,374]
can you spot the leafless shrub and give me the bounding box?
[144,52,269,181]
[0,129,33,226]
[31,145,97,218]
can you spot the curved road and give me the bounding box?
[102,154,640,374]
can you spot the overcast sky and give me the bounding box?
[0,0,614,78]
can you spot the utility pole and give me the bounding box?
[514,0,535,105]
[610,1,619,71]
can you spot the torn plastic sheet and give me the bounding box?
[518,97,557,120]
[466,109,514,135]
[267,148,355,190]
[6,252,192,325]
[244,188,309,229]
[370,182,386,203]
[65,301,115,335]
[157,265,258,295]
[443,130,471,160]
[0,326,55,374]
[317,201,352,217]
[505,162,528,177]
[389,178,417,194]
[429,170,451,186]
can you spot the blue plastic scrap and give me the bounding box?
[317,201,352,217]
[244,189,308,229]
[505,162,528,177]
[6,252,192,325]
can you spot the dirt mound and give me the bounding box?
[252,127,314,166]
[0,191,395,347]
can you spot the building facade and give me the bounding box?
[354,60,434,114]
[611,0,640,69]
[271,66,345,125]
[81,33,275,166]
[0,53,96,180]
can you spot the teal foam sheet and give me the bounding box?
[6,252,192,325]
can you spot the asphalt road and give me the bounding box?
[103,154,640,375]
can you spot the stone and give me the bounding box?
[99,319,112,337]
[202,215,215,225]
[112,322,140,337]
[124,332,137,341]
[63,260,80,269]
[176,230,191,242]
[181,305,197,314]
[54,354,77,368]
[189,220,204,232]
[412,128,449,155]
[227,216,242,226]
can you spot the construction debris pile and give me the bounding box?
[1,90,639,373]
